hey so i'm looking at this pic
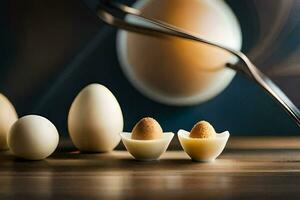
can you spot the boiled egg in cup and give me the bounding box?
[120,117,174,161]
[178,121,229,162]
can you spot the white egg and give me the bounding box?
[8,115,59,160]
[117,0,242,105]
[0,94,18,150]
[68,84,123,152]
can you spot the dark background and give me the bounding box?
[0,0,299,136]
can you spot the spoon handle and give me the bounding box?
[227,61,300,126]
[251,66,300,126]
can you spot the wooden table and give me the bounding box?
[2,137,300,200]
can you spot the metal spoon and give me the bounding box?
[97,0,300,127]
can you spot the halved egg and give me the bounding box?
[120,117,174,161]
[178,121,229,162]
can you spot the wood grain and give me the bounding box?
[1,137,300,200]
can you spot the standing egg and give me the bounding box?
[8,115,59,160]
[0,94,18,150]
[68,84,123,152]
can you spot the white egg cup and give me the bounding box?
[178,130,230,162]
[120,132,174,161]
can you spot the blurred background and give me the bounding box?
[0,0,300,136]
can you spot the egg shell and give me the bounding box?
[0,94,18,150]
[8,115,59,160]
[68,84,123,152]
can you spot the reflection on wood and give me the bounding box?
[1,137,300,199]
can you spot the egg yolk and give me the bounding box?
[131,117,163,140]
[189,121,216,139]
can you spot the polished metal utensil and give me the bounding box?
[97,0,300,127]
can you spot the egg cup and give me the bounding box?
[120,132,174,161]
[178,129,229,162]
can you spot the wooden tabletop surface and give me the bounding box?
[2,137,300,200]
